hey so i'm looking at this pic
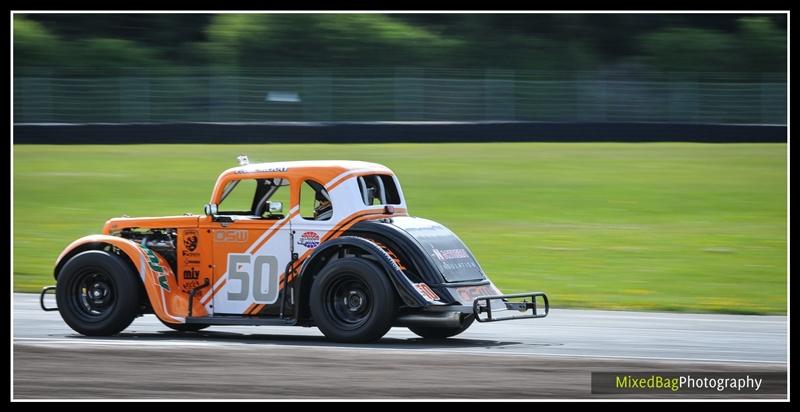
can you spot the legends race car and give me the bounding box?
[42,157,548,342]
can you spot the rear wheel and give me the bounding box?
[310,258,396,343]
[56,250,140,336]
[409,316,474,339]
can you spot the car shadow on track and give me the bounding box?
[66,329,543,350]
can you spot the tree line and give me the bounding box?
[14,14,787,79]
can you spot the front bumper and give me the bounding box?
[40,285,58,311]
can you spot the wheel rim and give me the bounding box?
[65,267,117,322]
[324,274,373,330]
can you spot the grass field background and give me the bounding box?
[13,143,787,314]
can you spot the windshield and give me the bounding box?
[218,177,290,217]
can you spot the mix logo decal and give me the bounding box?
[183,268,200,279]
[183,230,199,252]
[297,231,321,248]
[140,245,170,291]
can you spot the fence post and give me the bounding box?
[760,73,768,125]
[600,75,608,122]
[119,74,150,123]
[16,69,53,123]
[209,69,239,123]
[302,68,332,121]
[689,75,699,123]
[484,69,516,121]
[667,73,678,123]
[394,67,424,121]
[574,72,587,122]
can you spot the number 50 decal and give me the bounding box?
[226,254,280,304]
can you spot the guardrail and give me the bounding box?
[13,121,787,144]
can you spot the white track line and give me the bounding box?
[13,337,787,365]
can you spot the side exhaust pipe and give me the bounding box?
[395,311,463,328]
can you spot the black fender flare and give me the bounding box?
[295,236,430,319]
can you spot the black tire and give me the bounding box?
[55,250,140,336]
[159,321,210,332]
[310,257,396,343]
[408,315,475,339]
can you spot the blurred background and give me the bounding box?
[14,13,787,124]
[12,13,788,315]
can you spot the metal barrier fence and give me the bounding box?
[13,69,787,125]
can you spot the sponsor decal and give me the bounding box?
[297,231,321,248]
[413,283,441,302]
[214,230,248,243]
[140,245,170,291]
[182,250,200,257]
[180,279,203,293]
[183,230,199,252]
[183,259,201,265]
[455,284,499,302]
[183,268,200,280]
[432,248,470,260]
[234,167,288,174]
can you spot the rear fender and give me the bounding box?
[296,236,436,319]
[54,235,203,323]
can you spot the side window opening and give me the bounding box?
[253,178,290,219]
[378,175,401,204]
[300,179,333,221]
[357,174,401,206]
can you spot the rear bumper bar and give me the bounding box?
[472,292,549,322]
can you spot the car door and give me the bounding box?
[206,177,293,316]
[290,179,337,264]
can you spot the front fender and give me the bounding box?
[54,235,201,323]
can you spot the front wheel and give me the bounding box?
[310,258,397,343]
[408,315,475,339]
[55,250,140,336]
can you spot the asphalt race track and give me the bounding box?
[13,293,787,399]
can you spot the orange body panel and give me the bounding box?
[55,235,208,323]
[104,215,200,234]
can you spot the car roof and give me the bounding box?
[221,160,394,179]
[211,160,399,205]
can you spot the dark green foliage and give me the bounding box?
[13,14,786,78]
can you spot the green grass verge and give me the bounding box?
[13,143,787,314]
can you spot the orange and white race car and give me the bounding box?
[42,157,548,342]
